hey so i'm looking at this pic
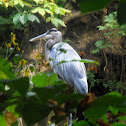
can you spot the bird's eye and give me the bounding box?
[48,29,58,33]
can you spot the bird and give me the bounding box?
[30,28,88,95]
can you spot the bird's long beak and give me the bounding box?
[29,32,48,42]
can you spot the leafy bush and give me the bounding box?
[91,11,126,54]
[0,56,126,126]
[87,68,125,94]
[0,0,71,27]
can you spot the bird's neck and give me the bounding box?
[45,36,62,61]
[45,40,56,61]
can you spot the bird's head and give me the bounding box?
[29,28,62,42]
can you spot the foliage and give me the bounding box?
[91,11,126,54]
[0,57,84,125]
[98,12,126,37]
[0,0,71,28]
[87,69,101,88]
[56,59,100,67]
[0,57,126,126]
[77,0,126,25]
[0,57,15,79]
[91,40,112,54]
[83,92,126,125]
[103,80,125,93]
[87,67,125,94]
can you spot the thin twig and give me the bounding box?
[15,6,21,13]
[73,32,83,40]
[102,50,107,71]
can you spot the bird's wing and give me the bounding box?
[49,42,87,90]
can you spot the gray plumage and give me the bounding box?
[30,28,88,95]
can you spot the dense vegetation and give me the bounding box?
[0,0,126,126]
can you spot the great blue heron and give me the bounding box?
[30,28,88,95]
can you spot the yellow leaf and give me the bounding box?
[16,46,20,51]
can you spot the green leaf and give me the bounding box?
[84,92,126,124]
[33,0,40,4]
[51,17,66,27]
[77,0,113,14]
[13,54,20,65]
[54,7,61,15]
[73,120,90,126]
[18,0,24,7]
[0,57,15,79]
[97,26,107,30]
[117,116,126,121]
[105,23,113,27]
[33,84,67,103]
[73,59,100,65]
[109,106,119,116]
[19,14,28,24]
[35,16,40,23]
[49,58,53,61]
[99,45,106,49]
[32,73,57,87]
[32,73,49,87]
[44,9,53,15]
[7,77,29,96]
[13,13,21,24]
[49,73,58,85]
[44,3,52,9]
[38,8,45,16]
[28,13,40,23]
[0,82,5,92]
[110,122,126,126]
[101,114,108,123]
[0,16,12,25]
[31,7,39,13]
[59,48,67,53]
[104,14,115,23]
[91,48,100,54]
[95,40,104,47]
[56,59,100,67]
[0,114,7,126]
[117,0,126,25]
[27,14,36,22]
[59,7,71,14]
[21,101,51,125]
[6,105,19,117]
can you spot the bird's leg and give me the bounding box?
[67,113,73,126]
[67,116,69,126]
[70,113,73,125]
